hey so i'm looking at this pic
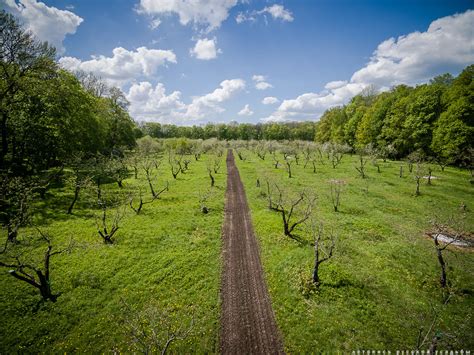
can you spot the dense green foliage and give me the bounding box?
[0,11,136,176]
[234,145,474,352]
[139,120,317,141]
[316,67,473,162]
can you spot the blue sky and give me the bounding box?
[3,0,473,125]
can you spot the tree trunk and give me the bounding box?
[37,271,57,302]
[67,185,80,214]
[312,262,320,286]
[436,248,447,288]
[209,172,215,187]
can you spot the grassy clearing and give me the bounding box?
[235,152,474,352]
[0,153,225,353]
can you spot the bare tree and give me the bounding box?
[329,179,346,212]
[96,202,124,244]
[283,153,294,178]
[0,230,73,302]
[413,160,425,196]
[141,156,167,199]
[168,152,182,180]
[129,183,168,215]
[355,152,368,179]
[271,151,280,169]
[266,182,316,241]
[121,300,194,355]
[306,220,336,287]
[429,220,466,289]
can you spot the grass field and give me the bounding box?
[0,152,226,353]
[1,145,473,353]
[234,151,474,352]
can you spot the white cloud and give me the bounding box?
[252,74,273,90]
[263,4,294,22]
[252,74,265,82]
[126,81,186,122]
[4,0,83,54]
[138,0,238,31]
[236,4,293,24]
[126,79,246,124]
[351,10,474,87]
[149,18,162,29]
[255,81,273,90]
[190,38,221,60]
[324,80,348,90]
[262,96,279,105]
[238,104,253,116]
[59,46,177,86]
[264,9,474,122]
[186,79,246,119]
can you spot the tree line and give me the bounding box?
[315,67,473,163]
[138,66,473,164]
[0,11,137,176]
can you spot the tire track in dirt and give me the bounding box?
[220,150,285,354]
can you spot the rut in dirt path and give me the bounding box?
[220,150,285,355]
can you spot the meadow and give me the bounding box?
[234,147,474,352]
[0,150,226,353]
[1,140,473,352]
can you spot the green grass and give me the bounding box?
[234,152,474,352]
[0,153,226,352]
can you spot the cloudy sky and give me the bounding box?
[2,0,473,125]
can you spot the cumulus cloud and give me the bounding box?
[4,0,83,54]
[262,96,279,105]
[126,79,246,124]
[252,74,273,90]
[59,46,177,86]
[264,9,474,122]
[126,81,186,122]
[238,104,253,116]
[137,0,238,31]
[263,4,294,22]
[350,10,474,87]
[236,4,293,24]
[185,79,246,119]
[190,38,221,60]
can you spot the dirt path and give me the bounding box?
[219,150,285,355]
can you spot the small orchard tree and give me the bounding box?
[96,200,125,244]
[329,179,346,212]
[168,151,182,180]
[266,181,316,242]
[121,300,194,354]
[140,156,167,199]
[129,182,168,215]
[0,230,73,302]
[306,219,336,287]
[429,219,466,290]
[355,148,369,179]
[66,156,94,214]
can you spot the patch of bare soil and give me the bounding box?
[220,150,285,355]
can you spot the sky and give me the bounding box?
[2,0,473,125]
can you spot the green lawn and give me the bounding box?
[0,153,225,353]
[234,151,474,352]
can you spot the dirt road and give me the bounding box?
[219,150,285,354]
